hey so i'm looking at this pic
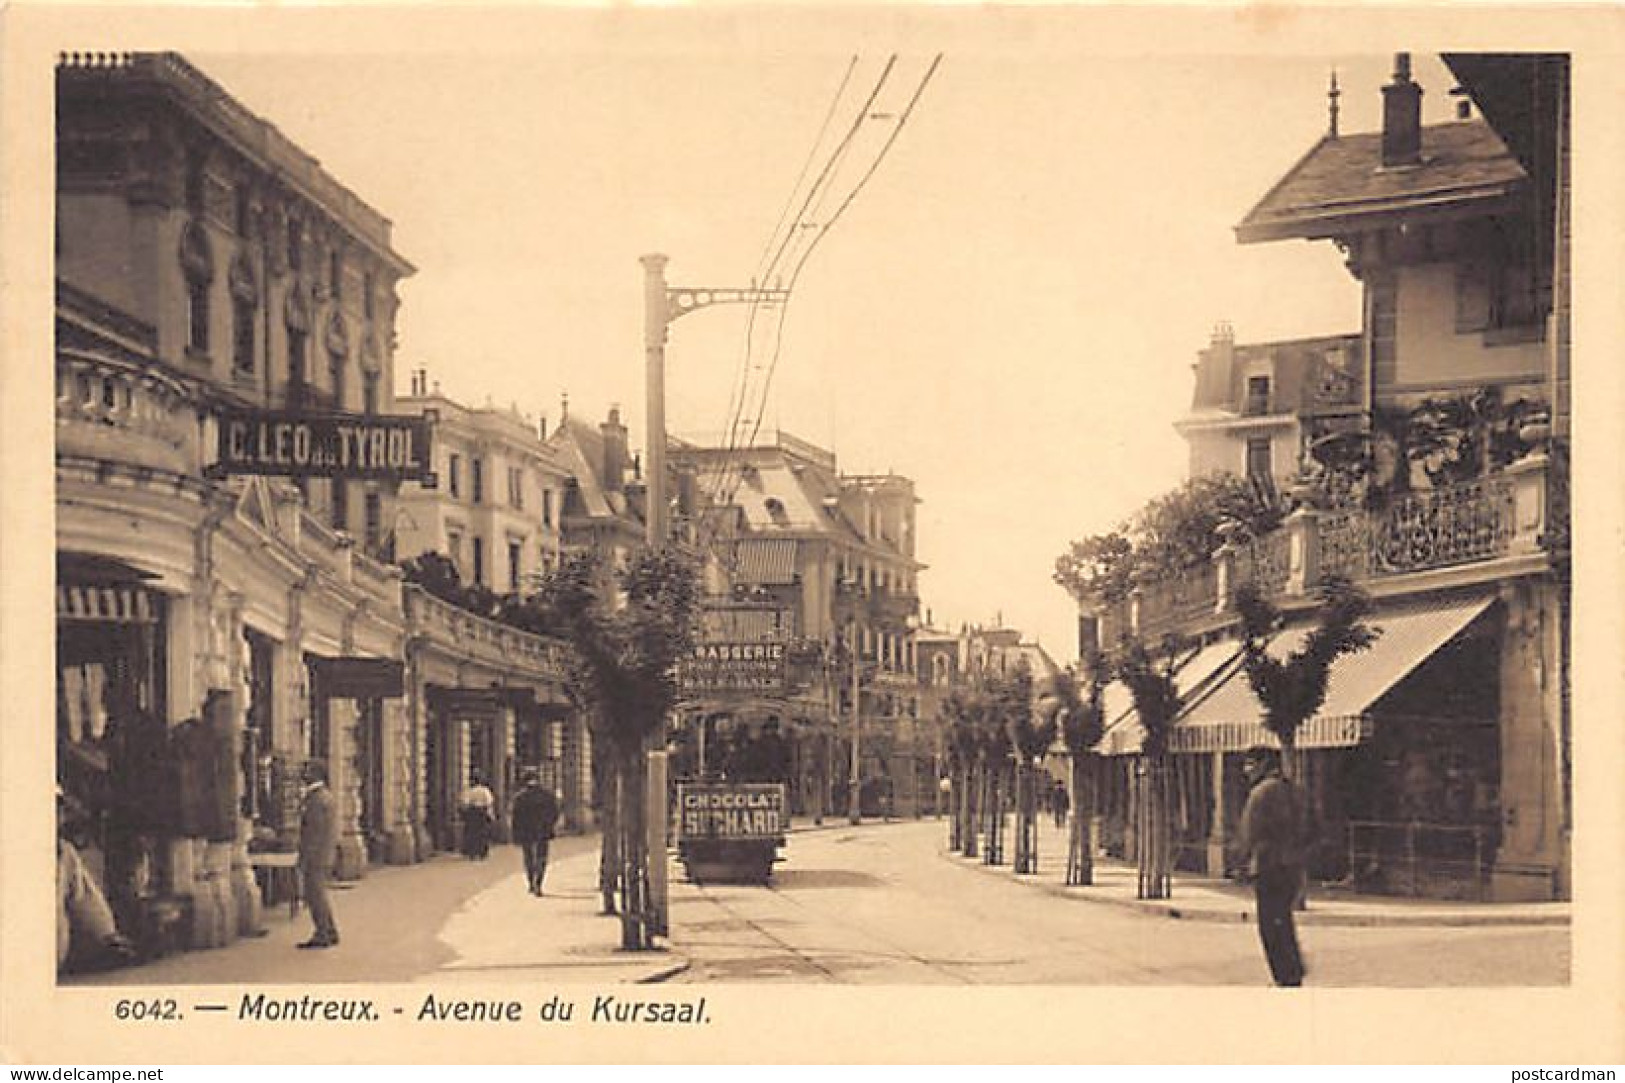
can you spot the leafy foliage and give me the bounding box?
[1234,574,1379,748]
[1113,637,1183,760]
[1054,472,1286,604]
[539,547,702,757]
[997,661,1052,761]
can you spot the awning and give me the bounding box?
[1170,593,1497,753]
[57,584,157,624]
[1097,638,1245,757]
[734,538,798,585]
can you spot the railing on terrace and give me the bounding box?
[57,350,199,476]
[1105,460,1553,641]
[405,586,570,681]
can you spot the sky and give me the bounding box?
[196,44,1464,662]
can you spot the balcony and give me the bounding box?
[1110,460,1557,643]
[405,585,571,683]
[57,350,201,477]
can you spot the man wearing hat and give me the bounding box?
[57,786,133,971]
[1239,744,1306,986]
[296,759,340,949]
[510,769,560,896]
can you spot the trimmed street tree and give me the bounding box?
[1233,574,1379,765]
[1041,651,1106,886]
[1114,637,1183,900]
[942,688,983,856]
[536,546,701,950]
[1002,661,1051,875]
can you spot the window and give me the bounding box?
[185,152,205,214]
[234,185,252,237]
[1245,436,1273,482]
[286,220,302,273]
[542,489,554,528]
[472,537,486,587]
[508,541,522,593]
[187,278,211,354]
[329,249,343,302]
[364,491,383,554]
[471,458,484,504]
[362,371,379,416]
[232,297,255,372]
[363,272,376,320]
[329,354,346,410]
[287,327,308,390]
[449,454,462,498]
[508,466,524,509]
[331,479,349,532]
[447,532,464,577]
[1244,375,1271,416]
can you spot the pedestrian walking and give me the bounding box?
[510,769,560,896]
[296,759,340,949]
[1051,778,1070,829]
[1239,744,1306,986]
[459,771,496,860]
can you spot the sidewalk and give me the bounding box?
[940,817,1571,928]
[67,834,688,986]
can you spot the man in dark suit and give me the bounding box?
[1239,744,1306,986]
[296,758,339,949]
[510,769,561,896]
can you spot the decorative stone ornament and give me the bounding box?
[325,310,349,357]
[179,219,214,283]
[229,251,258,303]
[284,284,310,332]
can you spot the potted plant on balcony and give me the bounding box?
[1114,636,1183,900]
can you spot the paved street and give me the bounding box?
[70,819,1567,988]
[671,819,1570,986]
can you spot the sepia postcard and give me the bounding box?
[2,1,1623,1066]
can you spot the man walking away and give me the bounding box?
[510,769,560,896]
[1239,744,1306,986]
[296,759,340,949]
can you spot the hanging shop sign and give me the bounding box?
[678,640,787,695]
[211,407,434,481]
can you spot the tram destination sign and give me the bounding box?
[678,640,787,694]
[212,407,434,482]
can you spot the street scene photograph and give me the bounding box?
[45,36,1572,997]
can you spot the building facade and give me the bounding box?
[1082,54,1570,902]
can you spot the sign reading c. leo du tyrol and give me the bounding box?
[211,407,434,482]
[677,640,787,694]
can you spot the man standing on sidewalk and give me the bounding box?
[510,769,560,896]
[1239,744,1305,986]
[297,759,340,949]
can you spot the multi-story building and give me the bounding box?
[55,52,417,955]
[1083,54,1569,902]
[667,432,929,818]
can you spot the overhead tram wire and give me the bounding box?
[704,55,899,515]
[720,54,943,513]
[710,55,860,497]
[698,56,902,543]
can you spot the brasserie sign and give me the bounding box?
[212,408,433,481]
[678,640,787,694]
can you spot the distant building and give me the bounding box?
[668,432,929,819]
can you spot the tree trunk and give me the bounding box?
[961,763,979,858]
[947,763,962,851]
[616,747,651,950]
[1136,756,1172,899]
[597,749,619,915]
[984,761,1006,866]
[1014,762,1039,874]
[1067,753,1095,886]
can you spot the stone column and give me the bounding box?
[331,698,368,879]
[1285,506,1321,596]
[1491,578,1565,900]
[1205,750,1228,876]
[384,696,416,864]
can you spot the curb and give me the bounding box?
[938,847,1570,929]
[635,959,693,984]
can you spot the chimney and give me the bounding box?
[600,405,628,492]
[1381,52,1423,167]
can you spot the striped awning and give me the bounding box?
[1169,593,1497,754]
[1097,639,1244,757]
[734,538,798,585]
[57,584,157,623]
